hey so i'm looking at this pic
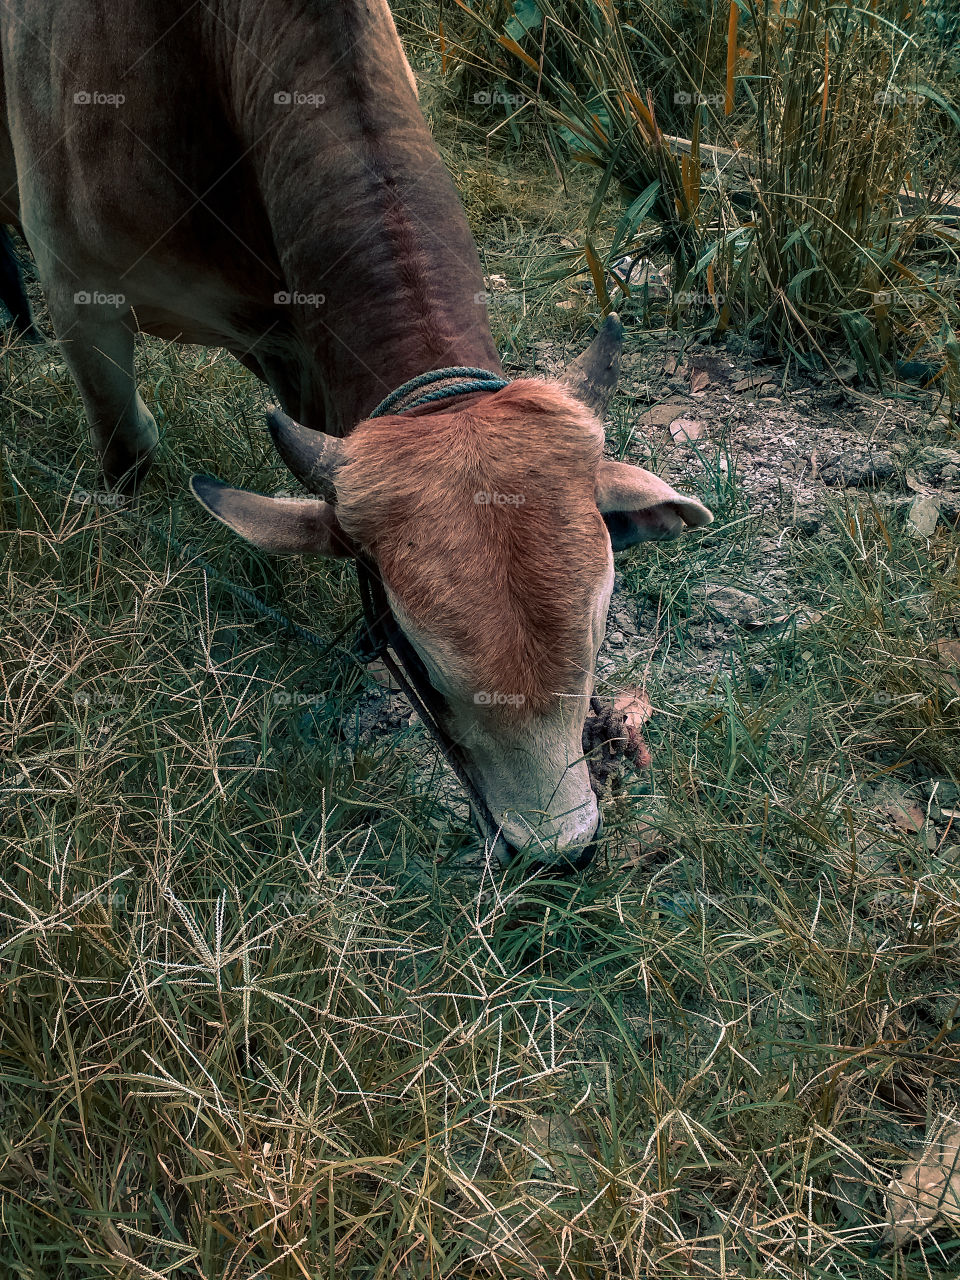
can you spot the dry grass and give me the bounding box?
[2,8,960,1276]
[428,0,960,391]
[2,313,960,1275]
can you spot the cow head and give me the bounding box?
[190,319,712,866]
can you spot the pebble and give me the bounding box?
[907,495,941,537]
[705,585,774,628]
[820,448,902,487]
[906,447,960,491]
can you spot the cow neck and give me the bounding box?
[233,4,502,430]
[291,237,504,433]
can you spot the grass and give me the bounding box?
[2,17,960,1280]
[3,315,959,1275]
[425,0,960,391]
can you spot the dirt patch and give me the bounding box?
[519,324,958,695]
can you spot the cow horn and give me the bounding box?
[560,312,623,416]
[266,407,344,502]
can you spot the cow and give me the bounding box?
[0,1,712,867]
[0,225,38,339]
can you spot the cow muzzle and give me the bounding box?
[495,792,601,874]
[500,817,603,874]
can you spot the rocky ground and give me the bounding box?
[538,324,957,681]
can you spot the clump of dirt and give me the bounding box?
[583,695,652,798]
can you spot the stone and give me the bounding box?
[640,400,692,426]
[524,1115,592,1177]
[906,447,960,492]
[907,495,941,537]
[705,586,770,628]
[789,514,822,537]
[833,358,860,383]
[669,417,706,443]
[820,448,902,487]
[609,256,672,296]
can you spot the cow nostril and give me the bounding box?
[554,838,599,874]
[501,820,602,876]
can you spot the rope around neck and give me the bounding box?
[368,366,509,418]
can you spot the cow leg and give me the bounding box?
[0,225,40,342]
[45,299,159,493]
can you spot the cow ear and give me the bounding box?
[190,475,354,556]
[596,460,713,548]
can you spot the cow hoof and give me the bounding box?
[101,415,159,496]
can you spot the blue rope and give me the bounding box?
[368,366,509,418]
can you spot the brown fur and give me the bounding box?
[336,380,610,713]
[0,0,501,430]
